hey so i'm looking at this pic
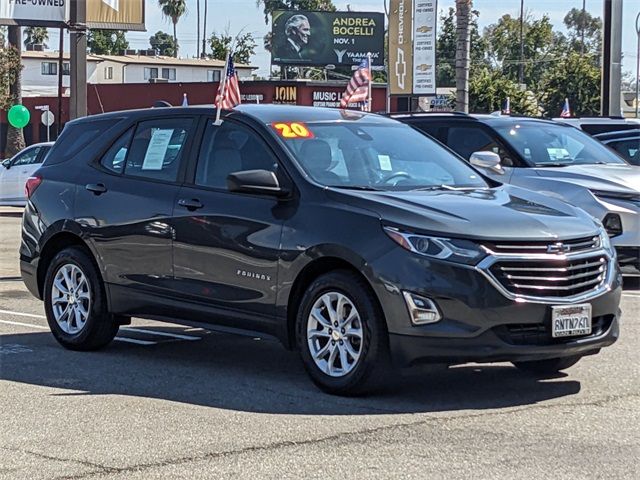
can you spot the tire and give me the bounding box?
[513,355,582,376]
[43,246,119,351]
[296,270,391,396]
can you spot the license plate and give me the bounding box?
[551,304,592,338]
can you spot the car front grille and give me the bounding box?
[483,236,600,255]
[489,254,608,299]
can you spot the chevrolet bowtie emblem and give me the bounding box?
[416,26,433,33]
[395,48,407,90]
[547,242,571,254]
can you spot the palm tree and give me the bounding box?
[23,26,49,49]
[6,26,25,157]
[455,0,472,113]
[158,0,186,57]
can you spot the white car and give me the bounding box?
[0,142,53,206]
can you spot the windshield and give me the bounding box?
[495,123,626,167]
[272,122,488,191]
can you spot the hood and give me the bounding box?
[327,184,600,241]
[534,164,640,194]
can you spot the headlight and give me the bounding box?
[598,228,615,256]
[384,227,485,265]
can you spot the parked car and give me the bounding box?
[554,116,640,136]
[393,113,640,275]
[0,142,53,206]
[21,106,621,395]
[593,129,640,166]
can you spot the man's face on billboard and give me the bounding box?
[295,20,311,45]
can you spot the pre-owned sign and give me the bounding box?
[412,0,437,95]
[0,0,68,26]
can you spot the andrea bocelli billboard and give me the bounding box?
[271,10,384,67]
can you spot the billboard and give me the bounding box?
[0,0,144,30]
[87,0,145,31]
[388,0,413,95]
[0,0,68,26]
[412,0,437,94]
[271,10,384,67]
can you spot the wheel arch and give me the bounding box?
[284,254,385,350]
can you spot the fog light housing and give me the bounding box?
[603,213,622,237]
[402,291,442,325]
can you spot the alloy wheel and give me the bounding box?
[51,263,91,335]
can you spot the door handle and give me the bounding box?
[178,198,204,211]
[85,183,107,195]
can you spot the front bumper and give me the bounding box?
[367,246,623,368]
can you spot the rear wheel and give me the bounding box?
[44,247,119,351]
[296,270,390,396]
[513,355,582,376]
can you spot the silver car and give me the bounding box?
[395,114,640,274]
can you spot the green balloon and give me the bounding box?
[8,105,30,129]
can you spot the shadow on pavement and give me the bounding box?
[623,277,639,291]
[0,327,582,415]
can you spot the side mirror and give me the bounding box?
[227,169,290,197]
[470,151,503,173]
[2,159,11,170]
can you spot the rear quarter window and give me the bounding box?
[43,118,122,166]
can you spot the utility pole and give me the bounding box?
[636,12,640,118]
[601,0,622,116]
[581,0,586,55]
[57,28,64,136]
[69,0,87,119]
[518,0,524,85]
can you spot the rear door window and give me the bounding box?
[446,125,515,166]
[11,147,42,166]
[124,118,194,183]
[100,128,134,174]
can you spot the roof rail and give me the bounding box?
[387,111,471,118]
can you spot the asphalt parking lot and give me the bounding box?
[1,206,639,479]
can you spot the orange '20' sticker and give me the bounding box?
[272,122,314,139]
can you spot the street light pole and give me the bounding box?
[518,0,524,85]
[635,11,640,118]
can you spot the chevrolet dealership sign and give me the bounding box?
[1,0,144,30]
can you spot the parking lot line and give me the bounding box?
[113,337,157,345]
[0,309,45,319]
[0,319,48,330]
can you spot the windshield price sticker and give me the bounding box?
[272,122,314,139]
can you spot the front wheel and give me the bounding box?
[512,355,582,376]
[296,271,390,396]
[43,247,119,351]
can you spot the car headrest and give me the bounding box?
[299,139,332,171]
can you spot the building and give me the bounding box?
[21,51,102,96]
[20,51,256,94]
[94,54,255,84]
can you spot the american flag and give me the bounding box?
[560,97,571,118]
[340,57,371,110]
[215,54,241,110]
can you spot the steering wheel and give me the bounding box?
[379,171,411,185]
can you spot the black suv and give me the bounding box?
[21,105,621,395]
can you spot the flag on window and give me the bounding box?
[502,97,510,115]
[181,93,188,107]
[215,54,242,110]
[340,57,371,111]
[560,98,571,118]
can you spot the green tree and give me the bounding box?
[4,26,25,157]
[256,0,335,24]
[209,31,257,65]
[87,30,129,55]
[158,0,186,57]
[23,26,48,49]
[437,7,487,87]
[483,14,557,90]
[539,51,601,116]
[469,67,538,115]
[563,7,602,56]
[149,31,177,57]
[0,26,6,47]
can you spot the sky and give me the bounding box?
[43,0,640,78]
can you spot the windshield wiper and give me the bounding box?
[327,185,384,191]
[411,184,485,192]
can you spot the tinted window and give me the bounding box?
[447,126,514,166]
[609,139,640,165]
[275,122,487,190]
[495,123,626,166]
[195,120,278,189]
[44,119,120,165]
[12,147,42,166]
[100,129,133,174]
[124,118,193,182]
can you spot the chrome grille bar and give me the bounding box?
[511,276,604,291]
[505,268,605,282]
[499,259,605,273]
